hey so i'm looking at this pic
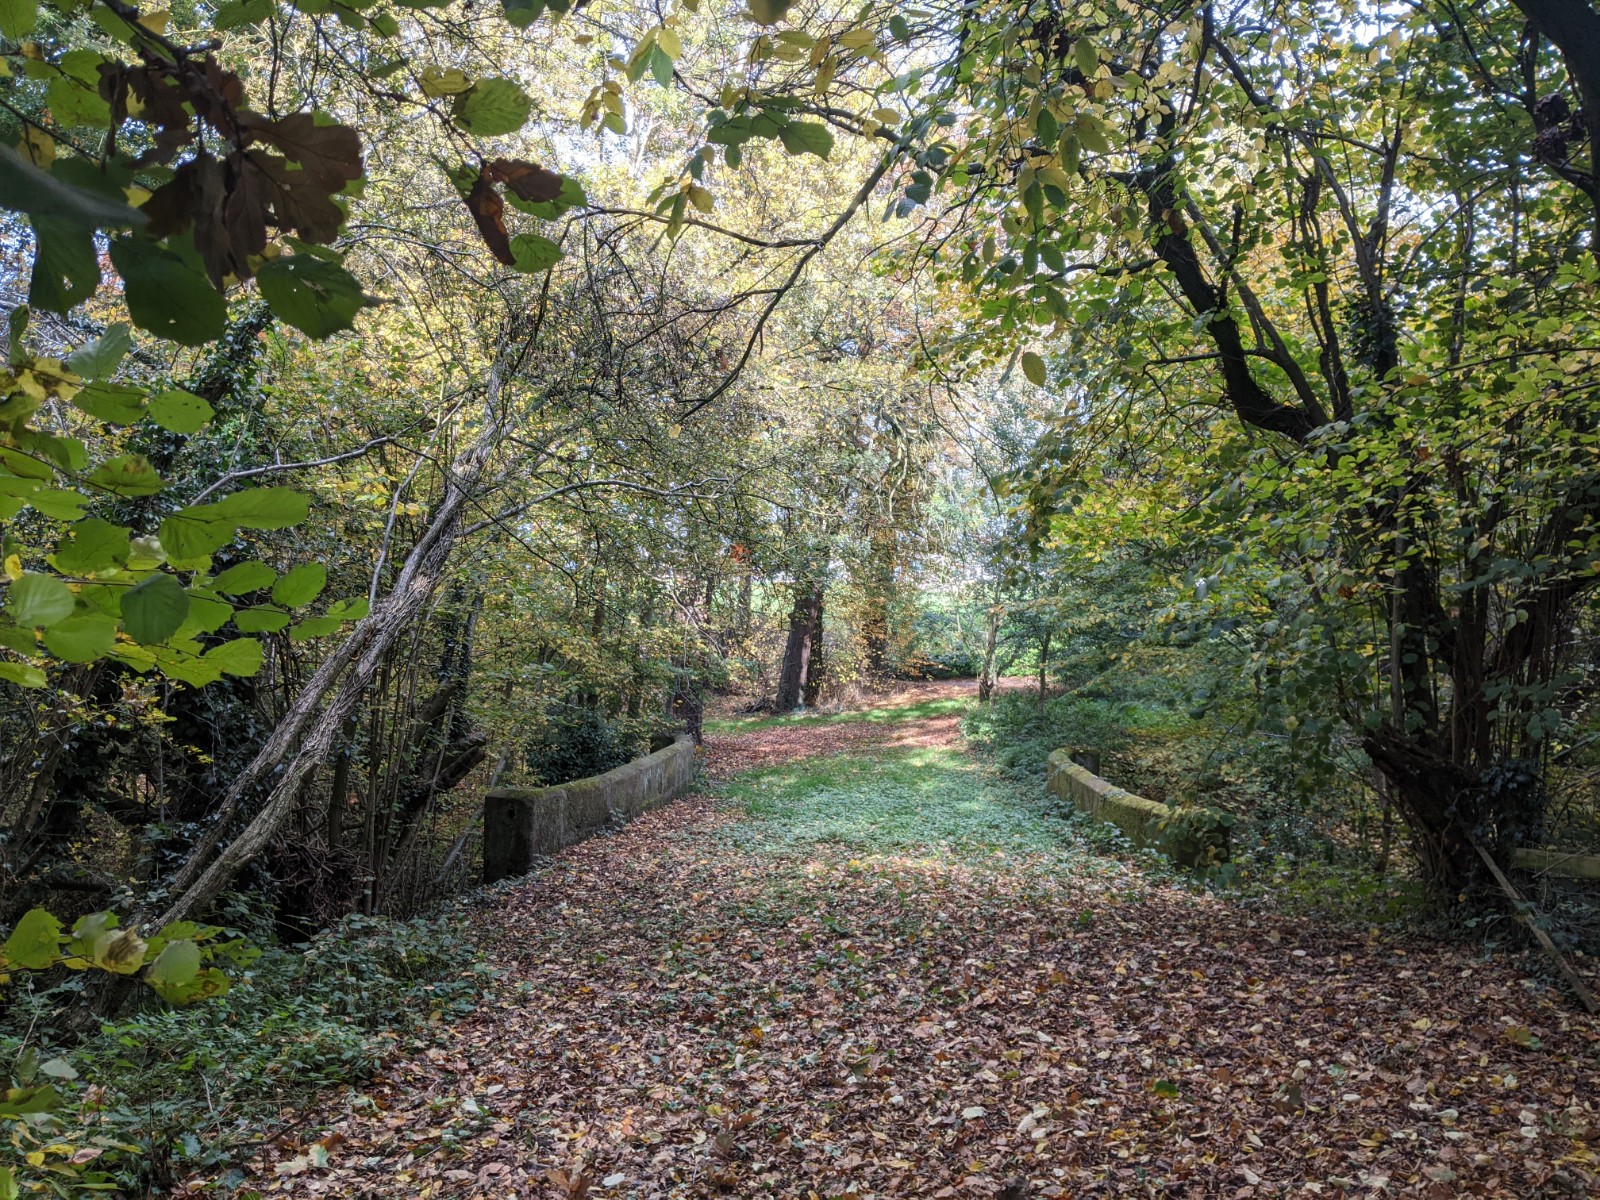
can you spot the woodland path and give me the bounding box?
[245,684,1597,1199]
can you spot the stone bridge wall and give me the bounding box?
[1046,750,1231,867]
[484,735,697,883]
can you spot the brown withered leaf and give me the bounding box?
[247,150,348,245]
[464,176,515,265]
[231,681,1600,1200]
[189,56,247,127]
[483,157,563,204]
[242,113,363,194]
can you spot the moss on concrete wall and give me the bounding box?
[1046,750,1231,868]
[484,735,697,883]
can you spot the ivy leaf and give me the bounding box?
[109,237,227,346]
[121,573,190,644]
[271,562,327,609]
[257,256,368,339]
[148,389,215,434]
[453,78,533,136]
[6,573,75,627]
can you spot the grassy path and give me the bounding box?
[243,690,1597,1198]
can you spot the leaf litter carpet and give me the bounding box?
[248,691,1597,1198]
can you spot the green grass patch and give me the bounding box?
[711,743,1109,871]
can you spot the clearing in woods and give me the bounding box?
[248,684,1597,1198]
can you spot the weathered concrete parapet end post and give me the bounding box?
[1046,748,1232,868]
[483,734,698,883]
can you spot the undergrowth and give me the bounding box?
[1,903,494,1194]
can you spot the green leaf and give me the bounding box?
[746,0,792,25]
[145,938,200,986]
[72,380,147,424]
[502,0,543,26]
[121,573,190,644]
[54,519,131,576]
[0,0,37,38]
[325,596,370,621]
[233,606,291,632]
[87,454,166,497]
[29,215,100,313]
[203,637,263,676]
[1021,350,1048,386]
[0,146,147,229]
[211,487,310,529]
[63,323,132,379]
[289,614,343,640]
[256,257,368,339]
[510,233,562,274]
[7,573,74,626]
[777,121,833,158]
[213,0,272,26]
[649,43,674,87]
[0,662,47,688]
[181,591,234,634]
[159,512,232,562]
[147,964,230,1004]
[3,908,63,970]
[453,78,533,136]
[46,67,111,127]
[109,236,227,347]
[211,561,277,594]
[148,389,215,434]
[41,612,117,662]
[1073,37,1098,78]
[271,562,327,609]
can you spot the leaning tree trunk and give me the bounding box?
[775,580,824,711]
[141,359,513,936]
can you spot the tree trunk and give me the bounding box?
[143,356,513,934]
[977,604,1002,702]
[1035,630,1052,713]
[776,580,824,711]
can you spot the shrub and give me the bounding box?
[523,703,637,785]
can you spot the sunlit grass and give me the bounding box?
[703,695,971,735]
[710,744,1114,873]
